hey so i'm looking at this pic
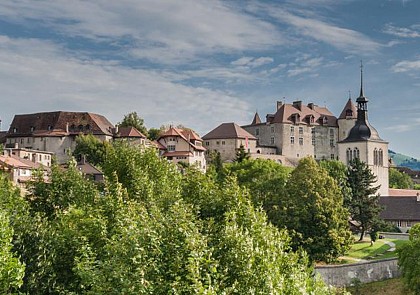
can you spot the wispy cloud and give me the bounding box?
[287,55,324,77]
[392,59,420,73]
[383,24,420,38]
[0,35,251,133]
[384,118,420,132]
[231,56,274,68]
[0,0,282,64]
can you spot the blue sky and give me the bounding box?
[1,0,420,157]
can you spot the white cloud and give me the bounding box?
[383,24,420,38]
[0,0,282,64]
[253,4,381,54]
[231,56,274,68]
[392,59,420,73]
[0,35,251,134]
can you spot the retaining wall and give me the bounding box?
[315,258,400,287]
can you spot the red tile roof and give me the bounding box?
[0,154,47,170]
[203,122,257,140]
[388,188,420,197]
[158,127,205,151]
[7,111,114,137]
[339,99,357,119]
[116,126,146,138]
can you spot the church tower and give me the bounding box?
[338,64,389,196]
[337,94,357,142]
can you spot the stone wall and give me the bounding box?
[315,258,400,287]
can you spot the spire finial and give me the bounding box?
[360,60,364,97]
[348,90,351,99]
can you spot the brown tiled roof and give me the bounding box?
[251,112,261,125]
[77,162,103,175]
[203,123,257,140]
[7,111,114,137]
[388,188,420,197]
[247,101,338,127]
[117,126,146,138]
[0,154,47,170]
[158,127,205,151]
[379,196,420,220]
[338,99,357,119]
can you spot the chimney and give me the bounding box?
[276,101,283,110]
[293,100,302,110]
[308,103,314,110]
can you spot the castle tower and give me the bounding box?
[337,95,357,142]
[338,64,389,196]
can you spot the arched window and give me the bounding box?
[353,147,359,159]
[346,148,352,164]
[379,149,384,166]
[374,148,378,165]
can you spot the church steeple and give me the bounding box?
[251,111,261,125]
[341,63,382,142]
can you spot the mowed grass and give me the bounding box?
[346,278,412,295]
[345,237,408,261]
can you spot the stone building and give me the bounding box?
[5,111,115,163]
[157,126,206,172]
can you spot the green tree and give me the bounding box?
[0,210,25,293]
[389,168,414,189]
[119,112,148,137]
[398,223,420,294]
[283,157,352,262]
[320,160,352,207]
[347,158,382,241]
[73,134,111,167]
[234,144,250,163]
[147,127,163,141]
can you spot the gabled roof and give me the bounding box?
[202,123,257,140]
[158,127,205,151]
[379,196,420,220]
[338,99,357,119]
[0,154,47,170]
[246,101,338,127]
[7,111,114,137]
[251,112,261,125]
[116,126,146,138]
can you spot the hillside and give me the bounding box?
[389,150,420,170]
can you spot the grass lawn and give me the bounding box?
[346,278,412,295]
[343,237,408,261]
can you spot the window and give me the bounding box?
[407,220,412,227]
[353,147,360,159]
[205,141,209,146]
[299,127,303,135]
[20,138,24,144]
[331,154,335,160]
[290,126,294,133]
[256,128,259,136]
[299,137,303,145]
[311,128,315,145]
[48,125,53,131]
[222,141,225,145]
[167,145,175,151]
[290,136,295,144]
[30,126,35,132]
[216,141,220,145]
[397,220,402,227]
[330,139,334,147]
[346,148,352,164]
[379,149,384,166]
[271,136,275,144]
[13,127,17,133]
[271,126,274,133]
[329,128,334,138]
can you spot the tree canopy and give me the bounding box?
[347,158,382,241]
[119,111,148,137]
[2,144,343,294]
[389,167,414,189]
[398,223,420,294]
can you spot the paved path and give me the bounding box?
[385,241,396,252]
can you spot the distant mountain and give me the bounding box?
[389,150,420,170]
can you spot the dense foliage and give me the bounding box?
[0,144,344,294]
[398,223,420,294]
[119,111,149,137]
[389,167,414,189]
[347,158,382,241]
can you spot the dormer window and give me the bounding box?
[78,125,84,131]
[345,109,353,117]
[291,113,300,124]
[85,124,90,131]
[30,126,35,132]
[13,127,17,133]
[70,124,76,131]
[48,125,53,131]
